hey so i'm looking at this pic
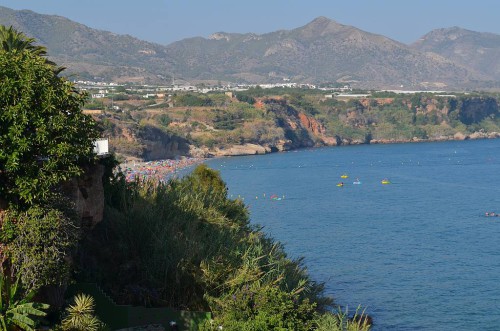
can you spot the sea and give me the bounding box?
[204,139,500,331]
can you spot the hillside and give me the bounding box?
[0,5,177,83]
[90,89,500,161]
[411,27,500,84]
[0,6,498,89]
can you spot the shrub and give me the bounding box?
[1,202,80,292]
[60,294,107,331]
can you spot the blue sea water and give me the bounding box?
[205,139,500,331]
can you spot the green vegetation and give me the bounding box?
[0,25,60,71]
[0,47,99,205]
[1,202,80,293]
[72,164,372,329]
[59,294,107,331]
[15,23,500,330]
[174,93,216,107]
[0,26,100,331]
[316,306,371,331]
[0,272,49,331]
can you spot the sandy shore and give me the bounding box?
[119,157,205,182]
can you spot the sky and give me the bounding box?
[1,0,500,45]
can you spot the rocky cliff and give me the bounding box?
[60,161,106,228]
[138,125,191,160]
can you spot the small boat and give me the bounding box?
[336,182,344,187]
[381,179,391,184]
[340,174,349,179]
[353,181,362,185]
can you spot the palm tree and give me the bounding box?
[0,26,46,55]
[0,25,64,73]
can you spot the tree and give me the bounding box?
[0,42,100,205]
[0,26,46,56]
[0,25,61,72]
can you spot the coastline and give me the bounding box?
[208,131,500,157]
[117,132,500,182]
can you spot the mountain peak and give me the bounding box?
[305,16,339,30]
[296,16,348,38]
[310,16,334,25]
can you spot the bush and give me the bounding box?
[201,284,317,331]
[315,306,371,331]
[1,202,80,292]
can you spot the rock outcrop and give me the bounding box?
[60,162,105,228]
[139,125,191,160]
[214,143,271,156]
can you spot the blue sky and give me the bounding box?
[1,0,499,45]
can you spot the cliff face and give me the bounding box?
[265,99,316,149]
[139,125,191,161]
[60,162,105,228]
[0,162,106,228]
[297,112,338,145]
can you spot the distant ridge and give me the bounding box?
[0,6,178,83]
[411,27,500,83]
[0,6,498,89]
[163,16,480,89]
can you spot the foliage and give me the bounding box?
[0,25,60,71]
[315,306,371,331]
[76,164,332,329]
[0,271,49,331]
[157,114,172,127]
[110,93,129,101]
[288,94,319,115]
[201,283,317,331]
[235,93,255,105]
[239,119,285,145]
[59,294,106,331]
[212,109,243,130]
[83,100,105,110]
[174,93,214,107]
[0,203,81,293]
[0,48,100,205]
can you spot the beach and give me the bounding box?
[120,157,204,182]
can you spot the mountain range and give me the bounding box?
[1,6,499,90]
